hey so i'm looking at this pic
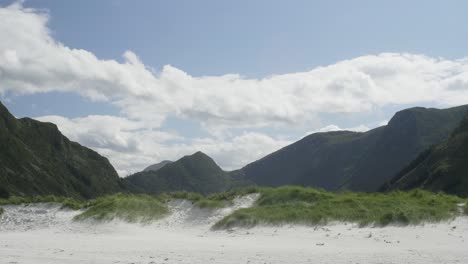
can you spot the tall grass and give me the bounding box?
[74,193,168,223]
[0,195,84,210]
[0,207,4,216]
[213,186,466,229]
[160,188,259,209]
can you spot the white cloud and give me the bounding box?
[303,123,372,138]
[317,124,370,133]
[37,115,291,175]
[3,3,468,175]
[2,3,468,134]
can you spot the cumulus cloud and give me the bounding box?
[2,3,468,133]
[37,115,291,175]
[3,3,468,174]
[316,124,371,133]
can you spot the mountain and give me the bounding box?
[143,160,172,172]
[125,151,234,195]
[382,115,468,197]
[0,101,124,199]
[234,105,468,192]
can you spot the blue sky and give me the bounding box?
[1,0,468,175]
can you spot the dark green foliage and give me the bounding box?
[0,101,124,199]
[385,116,468,197]
[74,193,168,223]
[0,207,3,216]
[237,105,468,192]
[125,151,247,195]
[213,187,465,229]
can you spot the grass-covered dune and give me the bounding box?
[73,194,168,223]
[1,187,466,228]
[213,186,467,229]
[0,191,247,223]
[163,187,258,209]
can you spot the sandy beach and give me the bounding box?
[1,199,467,264]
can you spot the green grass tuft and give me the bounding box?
[165,191,204,202]
[213,187,465,229]
[194,199,226,209]
[162,188,260,209]
[192,187,260,209]
[0,207,3,216]
[74,193,168,223]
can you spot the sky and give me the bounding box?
[1,0,468,175]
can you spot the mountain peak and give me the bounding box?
[125,151,229,195]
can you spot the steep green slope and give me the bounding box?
[383,115,468,197]
[125,151,235,195]
[236,105,468,192]
[0,101,124,199]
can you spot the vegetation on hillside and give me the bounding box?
[237,105,468,192]
[384,115,468,197]
[213,186,465,229]
[125,151,247,195]
[0,101,124,199]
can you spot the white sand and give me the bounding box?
[1,197,467,264]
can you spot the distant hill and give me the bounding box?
[383,115,468,197]
[234,105,468,192]
[0,101,124,199]
[143,160,172,172]
[125,151,238,195]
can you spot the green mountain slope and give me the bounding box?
[0,101,124,199]
[235,105,468,192]
[125,151,235,195]
[143,160,172,172]
[383,115,468,197]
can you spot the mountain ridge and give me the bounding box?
[125,151,236,195]
[235,104,468,192]
[383,115,468,197]
[0,101,124,199]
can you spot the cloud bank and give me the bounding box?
[1,3,468,174]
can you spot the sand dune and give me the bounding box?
[1,197,467,264]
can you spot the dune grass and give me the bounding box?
[0,195,85,210]
[194,187,260,209]
[74,193,168,223]
[159,187,259,209]
[158,191,225,208]
[213,186,466,229]
[0,207,4,216]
